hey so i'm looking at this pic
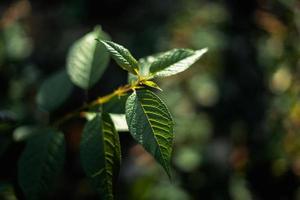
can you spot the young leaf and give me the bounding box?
[36,70,73,112]
[125,89,174,177]
[18,129,65,200]
[127,55,159,83]
[67,26,110,89]
[149,48,208,77]
[141,80,162,91]
[80,113,121,200]
[100,40,139,75]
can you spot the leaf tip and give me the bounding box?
[93,25,102,32]
[164,166,172,180]
[95,39,107,44]
[197,47,208,55]
[98,40,113,51]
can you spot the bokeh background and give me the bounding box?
[1,0,300,199]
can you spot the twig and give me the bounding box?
[52,82,140,128]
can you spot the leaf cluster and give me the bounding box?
[18,26,207,199]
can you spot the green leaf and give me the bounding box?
[138,56,153,77]
[36,70,73,112]
[100,40,139,75]
[141,80,162,91]
[67,26,110,89]
[127,72,138,84]
[80,113,121,199]
[125,89,174,177]
[149,48,207,77]
[18,129,65,200]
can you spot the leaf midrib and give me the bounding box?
[87,35,98,88]
[100,116,114,199]
[32,133,61,196]
[156,53,194,73]
[136,93,169,174]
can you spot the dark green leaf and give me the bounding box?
[80,113,121,200]
[67,26,110,89]
[149,48,207,77]
[125,89,174,177]
[36,70,73,112]
[100,40,139,75]
[18,129,65,200]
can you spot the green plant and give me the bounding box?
[17,26,207,200]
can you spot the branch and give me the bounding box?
[52,82,140,128]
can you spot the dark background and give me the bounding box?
[1,0,300,199]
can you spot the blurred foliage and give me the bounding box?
[1,0,300,199]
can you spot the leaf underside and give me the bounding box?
[125,89,174,177]
[80,113,121,200]
[67,26,110,89]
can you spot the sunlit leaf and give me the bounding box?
[36,70,73,111]
[80,113,121,199]
[67,26,110,89]
[125,89,174,177]
[100,40,139,75]
[83,112,128,132]
[149,48,207,77]
[110,114,128,132]
[18,129,65,200]
[141,80,162,91]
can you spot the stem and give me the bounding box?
[52,81,140,128]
